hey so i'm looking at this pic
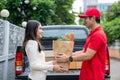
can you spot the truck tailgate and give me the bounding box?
[16,69,80,80]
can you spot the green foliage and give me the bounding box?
[101,1,120,45]
[4,0,56,26]
[0,0,75,26]
[102,16,120,44]
[105,2,120,21]
[0,0,7,10]
[0,0,7,18]
[31,0,56,25]
[57,37,70,41]
[78,12,84,25]
[51,0,75,25]
[79,19,84,25]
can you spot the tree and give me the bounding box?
[0,0,7,18]
[0,0,7,10]
[4,0,56,26]
[102,17,120,44]
[0,0,75,26]
[53,0,75,25]
[102,1,120,44]
[105,1,120,21]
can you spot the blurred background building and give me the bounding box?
[73,0,118,25]
[83,0,112,12]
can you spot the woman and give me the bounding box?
[22,20,64,80]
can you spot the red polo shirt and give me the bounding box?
[79,26,107,80]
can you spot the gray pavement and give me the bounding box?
[110,58,120,80]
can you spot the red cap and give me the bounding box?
[78,7,101,18]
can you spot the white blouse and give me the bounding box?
[25,40,53,80]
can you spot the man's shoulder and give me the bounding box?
[94,29,105,36]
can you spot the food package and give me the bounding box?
[53,33,74,71]
[53,40,74,71]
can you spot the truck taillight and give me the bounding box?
[105,57,110,74]
[105,47,110,75]
[15,52,23,75]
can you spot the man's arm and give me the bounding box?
[56,48,96,62]
[72,49,84,56]
[72,48,96,61]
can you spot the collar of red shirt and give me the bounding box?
[89,26,102,35]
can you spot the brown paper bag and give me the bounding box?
[53,40,74,71]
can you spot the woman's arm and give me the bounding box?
[26,40,54,71]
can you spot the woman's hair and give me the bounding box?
[22,20,42,52]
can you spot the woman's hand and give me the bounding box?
[52,60,57,65]
[53,65,65,72]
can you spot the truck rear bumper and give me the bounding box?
[16,70,80,80]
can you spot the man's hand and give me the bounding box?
[56,53,69,63]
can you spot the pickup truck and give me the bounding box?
[15,25,110,80]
